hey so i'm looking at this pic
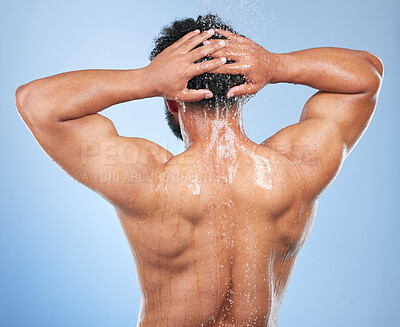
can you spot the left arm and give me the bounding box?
[15,68,171,213]
[15,29,227,213]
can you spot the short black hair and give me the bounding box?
[149,14,246,140]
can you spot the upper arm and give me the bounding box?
[18,108,173,213]
[262,88,381,198]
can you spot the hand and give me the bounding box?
[145,29,228,102]
[209,29,278,98]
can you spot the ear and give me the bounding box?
[166,99,179,114]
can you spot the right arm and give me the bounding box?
[211,30,383,197]
[266,48,383,196]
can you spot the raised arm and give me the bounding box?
[210,29,383,197]
[15,29,227,212]
[267,48,383,196]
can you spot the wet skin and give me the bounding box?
[117,128,317,326]
[16,29,383,326]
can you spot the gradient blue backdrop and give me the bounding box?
[1,0,399,326]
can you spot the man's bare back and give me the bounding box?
[117,136,318,326]
[15,18,383,326]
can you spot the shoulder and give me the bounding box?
[119,136,174,165]
[259,121,345,200]
[109,137,174,214]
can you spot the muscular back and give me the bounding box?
[15,40,382,326]
[117,139,320,326]
[16,84,380,325]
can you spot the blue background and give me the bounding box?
[1,0,399,326]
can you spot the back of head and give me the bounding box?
[149,14,246,140]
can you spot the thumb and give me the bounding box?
[227,83,257,98]
[178,89,214,102]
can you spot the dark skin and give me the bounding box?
[16,28,383,326]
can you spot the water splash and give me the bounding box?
[197,0,270,42]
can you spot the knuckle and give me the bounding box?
[202,48,210,56]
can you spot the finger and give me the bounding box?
[214,29,248,43]
[188,39,227,62]
[227,83,258,98]
[171,29,201,49]
[209,63,251,75]
[208,48,244,61]
[178,89,214,102]
[189,57,228,77]
[180,29,216,53]
[208,39,249,50]
[208,40,249,58]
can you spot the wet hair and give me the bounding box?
[149,14,246,140]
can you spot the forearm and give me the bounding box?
[270,47,383,94]
[16,68,154,122]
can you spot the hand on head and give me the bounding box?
[209,29,278,98]
[146,28,277,102]
[146,29,227,102]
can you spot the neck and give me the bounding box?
[178,103,248,149]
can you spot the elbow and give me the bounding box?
[15,83,35,126]
[15,82,39,115]
[15,83,30,113]
[15,81,52,126]
[360,51,384,93]
[15,83,36,125]
[365,51,384,78]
